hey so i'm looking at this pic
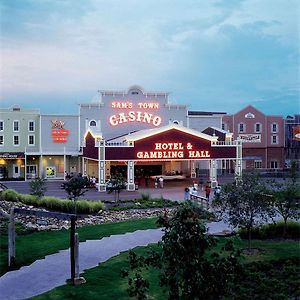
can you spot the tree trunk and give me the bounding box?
[283,217,288,239]
[247,227,252,249]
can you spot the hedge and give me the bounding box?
[1,189,105,214]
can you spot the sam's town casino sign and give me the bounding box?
[109,101,162,127]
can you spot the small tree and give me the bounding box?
[106,174,126,203]
[29,177,47,198]
[123,202,241,299]
[212,173,272,249]
[63,176,88,214]
[267,164,300,238]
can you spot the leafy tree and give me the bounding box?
[212,173,272,248]
[106,174,127,203]
[122,202,241,300]
[29,177,47,198]
[63,175,88,214]
[267,166,300,238]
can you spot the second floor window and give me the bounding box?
[0,121,3,131]
[28,135,35,145]
[0,135,3,145]
[255,123,261,132]
[272,123,278,133]
[28,121,35,132]
[13,135,19,146]
[13,121,19,132]
[238,123,245,133]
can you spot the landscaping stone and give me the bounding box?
[0,199,175,231]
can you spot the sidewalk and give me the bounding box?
[0,221,233,300]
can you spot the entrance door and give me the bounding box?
[13,164,20,178]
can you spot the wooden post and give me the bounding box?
[8,208,16,268]
[70,215,76,284]
[74,233,79,279]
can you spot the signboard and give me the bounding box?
[238,134,261,143]
[51,120,69,143]
[109,101,162,127]
[46,166,56,178]
[136,142,210,160]
[293,125,300,141]
[0,152,25,159]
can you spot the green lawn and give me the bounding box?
[0,217,159,276]
[33,238,300,300]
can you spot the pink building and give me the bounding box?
[223,105,284,170]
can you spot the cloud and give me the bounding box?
[0,0,299,116]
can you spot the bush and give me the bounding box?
[1,189,20,202]
[238,221,300,240]
[18,194,39,206]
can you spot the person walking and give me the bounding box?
[154,177,159,188]
[205,185,211,201]
[184,187,190,200]
[214,184,221,200]
[159,176,164,188]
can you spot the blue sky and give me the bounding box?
[0,0,299,116]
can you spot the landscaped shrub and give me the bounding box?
[1,190,104,214]
[238,221,300,240]
[1,189,20,202]
[18,194,39,206]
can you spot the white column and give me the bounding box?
[40,154,43,179]
[235,139,243,182]
[24,151,27,182]
[190,160,196,178]
[98,139,106,191]
[209,159,217,188]
[127,160,135,191]
[63,147,66,180]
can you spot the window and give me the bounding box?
[271,123,278,133]
[28,135,35,146]
[271,135,278,144]
[0,121,3,131]
[13,120,19,132]
[89,120,97,127]
[254,160,262,169]
[238,123,245,133]
[270,161,278,169]
[0,135,3,146]
[13,135,19,146]
[255,123,261,133]
[28,121,35,132]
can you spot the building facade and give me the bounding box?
[284,114,300,165]
[223,105,285,170]
[0,106,40,179]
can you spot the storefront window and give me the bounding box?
[270,161,278,169]
[254,160,262,168]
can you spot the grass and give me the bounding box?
[32,238,300,300]
[0,217,159,276]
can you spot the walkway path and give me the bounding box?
[0,221,233,300]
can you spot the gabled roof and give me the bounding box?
[123,123,219,142]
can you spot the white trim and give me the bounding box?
[125,123,218,142]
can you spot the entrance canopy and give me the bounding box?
[83,123,238,161]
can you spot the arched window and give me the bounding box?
[89,120,97,127]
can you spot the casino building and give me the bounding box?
[0,86,245,186]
